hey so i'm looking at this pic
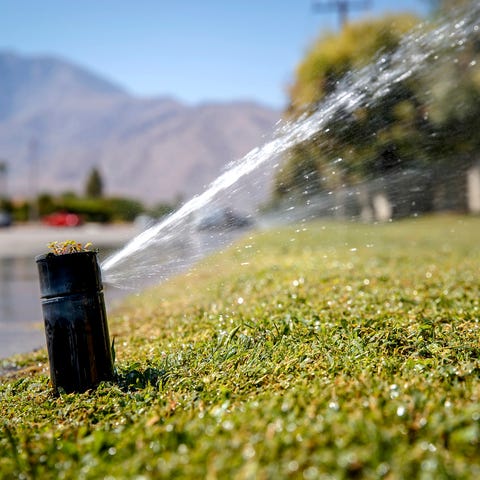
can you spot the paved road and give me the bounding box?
[0,223,140,259]
[0,223,141,362]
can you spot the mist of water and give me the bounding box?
[102,3,479,289]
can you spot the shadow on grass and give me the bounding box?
[115,366,169,391]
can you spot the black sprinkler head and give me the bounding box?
[36,250,114,393]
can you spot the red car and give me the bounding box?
[42,212,83,227]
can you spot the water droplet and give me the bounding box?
[176,444,188,456]
[242,444,255,459]
[222,420,234,431]
[377,463,390,476]
[390,384,400,399]
[303,466,319,479]
[421,458,438,472]
[288,461,299,472]
[328,401,339,411]
[420,441,436,453]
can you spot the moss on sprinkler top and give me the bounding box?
[47,240,94,255]
[1,215,480,479]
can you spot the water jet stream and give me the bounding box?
[102,3,479,289]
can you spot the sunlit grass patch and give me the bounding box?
[1,215,480,478]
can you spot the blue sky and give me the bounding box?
[1,1,430,108]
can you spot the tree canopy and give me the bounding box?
[273,5,480,217]
[287,14,418,116]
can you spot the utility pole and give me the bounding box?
[312,1,372,29]
[28,138,39,222]
[0,160,7,200]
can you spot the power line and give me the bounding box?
[312,1,372,28]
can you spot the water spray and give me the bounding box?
[101,2,480,290]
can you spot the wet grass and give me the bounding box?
[1,215,480,479]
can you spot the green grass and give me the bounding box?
[1,215,480,479]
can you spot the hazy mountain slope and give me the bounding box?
[0,51,126,121]
[0,52,279,204]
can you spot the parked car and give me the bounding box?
[195,208,253,231]
[42,212,83,227]
[0,211,12,227]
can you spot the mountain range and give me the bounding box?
[0,51,280,204]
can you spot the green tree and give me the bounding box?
[274,5,480,216]
[37,193,55,216]
[106,197,145,222]
[85,167,104,198]
[148,201,175,219]
[286,14,418,116]
[276,15,423,209]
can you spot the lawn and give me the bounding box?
[1,215,480,479]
